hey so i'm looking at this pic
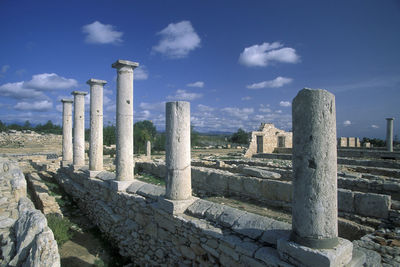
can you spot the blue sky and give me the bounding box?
[0,0,399,138]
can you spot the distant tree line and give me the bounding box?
[0,120,62,135]
[362,136,399,147]
[229,128,250,145]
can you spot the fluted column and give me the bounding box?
[386,118,394,152]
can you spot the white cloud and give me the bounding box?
[187,81,204,88]
[239,42,299,67]
[153,21,201,58]
[275,110,283,113]
[1,65,10,73]
[343,120,351,127]
[259,107,272,113]
[139,102,165,111]
[247,76,292,89]
[197,104,214,112]
[280,101,291,107]
[166,89,203,101]
[82,21,123,44]
[241,96,252,101]
[15,100,53,111]
[135,67,148,80]
[371,124,379,129]
[24,73,78,90]
[0,82,46,99]
[221,107,254,120]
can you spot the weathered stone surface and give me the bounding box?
[278,237,353,267]
[354,192,391,219]
[136,183,165,199]
[61,99,73,164]
[165,101,191,200]
[242,166,281,179]
[292,88,338,247]
[185,199,215,218]
[113,59,139,181]
[338,189,354,213]
[71,91,88,167]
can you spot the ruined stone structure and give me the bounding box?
[244,123,292,158]
[338,137,361,148]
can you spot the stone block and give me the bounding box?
[354,192,391,219]
[185,199,215,218]
[61,161,71,168]
[338,189,354,213]
[235,240,259,257]
[260,229,291,246]
[136,183,165,200]
[157,197,198,214]
[277,237,353,267]
[89,170,101,178]
[96,171,116,181]
[232,212,267,240]
[107,180,133,191]
[126,180,147,194]
[242,167,281,179]
[255,246,292,266]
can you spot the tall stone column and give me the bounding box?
[291,88,338,249]
[146,140,151,159]
[87,79,107,176]
[165,101,191,200]
[112,60,138,181]
[386,118,394,152]
[278,88,357,267]
[61,99,73,167]
[71,91,88,168]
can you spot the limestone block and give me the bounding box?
[354,192,391,219]
[338,189,354,213]
[136,183,165,200]
[242,166,281,179]
[277,237,353,267]
[185,199,215,218]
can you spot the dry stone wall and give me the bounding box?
[55,166,296,266]
[0,157,60,267]
[0,131,62,149]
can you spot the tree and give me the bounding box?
[103,125,116,146]
[229,128,250,145]
[134,120,157,154]
[0,120,6,132]
[191,126,200,147]
[23,120,32,130]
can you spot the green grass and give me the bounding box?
[137,173,165,186]
[46,214,74,246]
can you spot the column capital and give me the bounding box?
[71,91,88,96]
[112,59,139,69]
[87,79,107,86]
[386,117,394,121]
[61,99,73,103]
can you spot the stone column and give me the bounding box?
[386,118,394,152]
[165,101,191,200]
[146,140,151,159]
[71,91,88,168]
[291,88,338,249]
[112,60,138,181]
[87,79,107,176]
[278,88,356,267]
[61,99,73,167]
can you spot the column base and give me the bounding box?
[277,237,356,267]
[61,161,72,168]
[158,196,198,215]
[108,180,134,191]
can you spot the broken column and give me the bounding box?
[278,88,357,266]
[71,91,88,168]
[87,79,107,176]
[146,140,151,159]
[61,99,73,167]
[112,60,138,183]
[386,118,394,152]
[159,101,196,214]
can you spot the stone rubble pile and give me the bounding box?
[0,157,60,267]
[0,131,62,148]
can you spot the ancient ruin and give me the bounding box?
[1,59,399,266]
[245,123,292,158]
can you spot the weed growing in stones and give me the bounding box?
[46,214,74,246]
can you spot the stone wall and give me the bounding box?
[54,166,298,266]
[0,131,62,148]
[137,161,393,220]
[244,123,292,158]
[0,157,60,266]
